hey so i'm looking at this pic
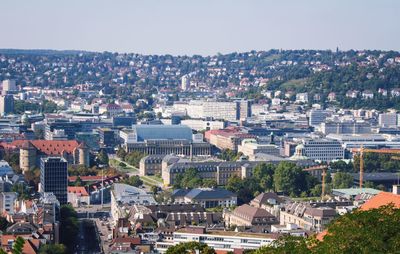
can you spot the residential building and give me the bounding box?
[67,186,90,207]
[0,192,17,214]
[280,202,336,232]
[40,157,68,205]
[224,204,277,229]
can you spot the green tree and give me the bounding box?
[253,163,275,191]
[11,183,30,200]
[116,147,127,159]
[273,162,313,196]
[202,179,218,188]
[38,244,67,254]
[166,241,216,254]
[124,151,145,168]
[97,150,109,166]
[59,205,78,252]
[248,205,400,254]
[151,185,159,195]
[123,175,143,187]
[332,172,354,188]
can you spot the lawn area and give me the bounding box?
[280,78,308,90]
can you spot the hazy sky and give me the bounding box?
[0,0,399,55]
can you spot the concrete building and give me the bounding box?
[309,110,329,127]
[122,125,211,156]
[206,127,256,151]
[172,188,237,208]
[111,183,157,223]
[0,94,14,115]
[280,202,336,232]
[67,186,90,207]
[302,139,345,162]
[0,192,17,214]
[378,112,398,127]
[162,161,263,186]
[238,139,280,159]
[15,140,89,172]
[40,157,68,205]
[155,227,278,253]
[180,119,226,131]
[321,121,372,135]
[181,75,190,91]
[224,204,277,229]
[1,79,17,92]
[139,154,164,176]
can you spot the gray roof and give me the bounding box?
[184,188,236,200]
[133,125,193,141]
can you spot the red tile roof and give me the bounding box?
[360,192,400,210]
[1,140,80,156]
[67,186,89,196]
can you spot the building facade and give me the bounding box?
[40,157,68,205]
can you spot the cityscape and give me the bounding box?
[0,1,399,254]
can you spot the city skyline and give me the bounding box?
[0,0,399,55]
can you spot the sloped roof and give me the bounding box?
[253,192,283,205]
[67,186,89,196]
[233,204,274,220]
[360,192,400,210]
[185,188,236,200]
[3,140,80,156]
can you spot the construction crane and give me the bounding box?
[355,146,400,189]
[303,165,328,198]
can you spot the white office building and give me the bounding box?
[155,228,277,253]
[303,139,345,162]
[378,112,398,127]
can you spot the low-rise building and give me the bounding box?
[155,227,278,253]
[225,204,277,230]
[139,155,164,176]
[172,188,237,208]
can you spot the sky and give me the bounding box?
[0,0,399,56]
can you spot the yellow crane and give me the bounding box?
[356,146,400,189]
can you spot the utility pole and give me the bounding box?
[101,168,104,208]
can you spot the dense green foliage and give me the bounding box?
[97,150,109,166]
[166,241,216,254]
[218,149,244,161]
[59,205,79,252]
[332,172,354,189]
[249,205,400,254]
[173,168,217,189]
[38,244,67,254]
[226,162,318,204]
[123,175,143,187]
[14,100,58,114]
[124,151,145,168]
